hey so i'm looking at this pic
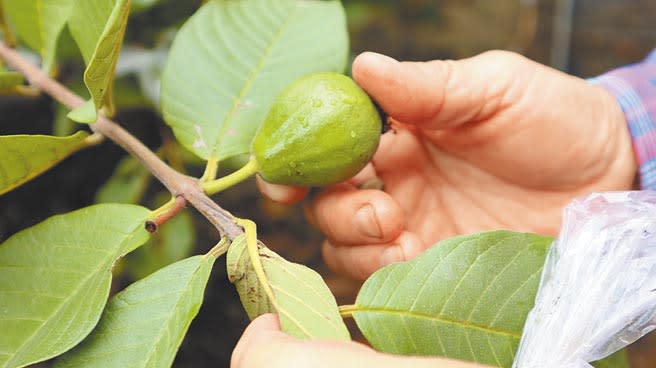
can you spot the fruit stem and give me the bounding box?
[201,157,259,195]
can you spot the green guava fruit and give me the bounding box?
[251,72,381,186]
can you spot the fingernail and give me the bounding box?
[354,204,383,239]
[257,176,301,204]
[380,246,402,267]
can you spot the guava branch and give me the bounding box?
[0,41,243,239]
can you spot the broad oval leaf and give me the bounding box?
[67,0,131,123]
[351,231,630,368]
[54,255,215,368]
[227,235,349,340]
[0,204,150,368]
[0,132,89,196]
[160,0,348,162]
[1,0,73,71]
[352,231,552,367]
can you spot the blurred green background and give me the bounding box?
[1,0,655,366]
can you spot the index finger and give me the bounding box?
[256,176,310,205]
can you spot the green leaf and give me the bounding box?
[54,255,215,368]
[592,349,630,368]
[227,235,350,340]
[352,231,552,367]
[67,0,131,123]
[125,209,195,280]
[55,25,83,62]
[0,71,23,90]
[66,100,96,123]
[52,103,76,136]
[0,0,73,70]
[0,204,151,368]
[160,0,348,162]
[131,0,168,13]
[0,132,89,196]
[353,230,632,367]
[95,155,151,204]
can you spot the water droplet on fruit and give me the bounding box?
[313,99,322,108]
[289,161,297,168]
[350,131,356,138]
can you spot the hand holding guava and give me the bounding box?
[258,50,637,280]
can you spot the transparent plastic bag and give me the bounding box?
[513,191,656,368]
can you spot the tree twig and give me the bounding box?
[0,40,244,240]
[145,195,187,233]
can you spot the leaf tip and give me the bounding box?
[67,100,97,123]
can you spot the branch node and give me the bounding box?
[145,220,158,233]
[146,195,187,233]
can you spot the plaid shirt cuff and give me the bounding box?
[588,49,656,190]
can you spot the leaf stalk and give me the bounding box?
[81,132,105,147]
[236,218,276,303]
[207,237,230,259]
[338,304,358,319]
[200,156,219,182]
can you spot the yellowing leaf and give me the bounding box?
[0,204,150,368]
[0,132,89,196]
[67,0,131,123]
[1,0,73,70]
[227,235,349,340]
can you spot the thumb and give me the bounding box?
[352,50,523,129]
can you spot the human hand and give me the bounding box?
[231,314,490,368]
[258,50,637,280]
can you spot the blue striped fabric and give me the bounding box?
[589,49,656,189]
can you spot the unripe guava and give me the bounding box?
[251,72,381,186]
